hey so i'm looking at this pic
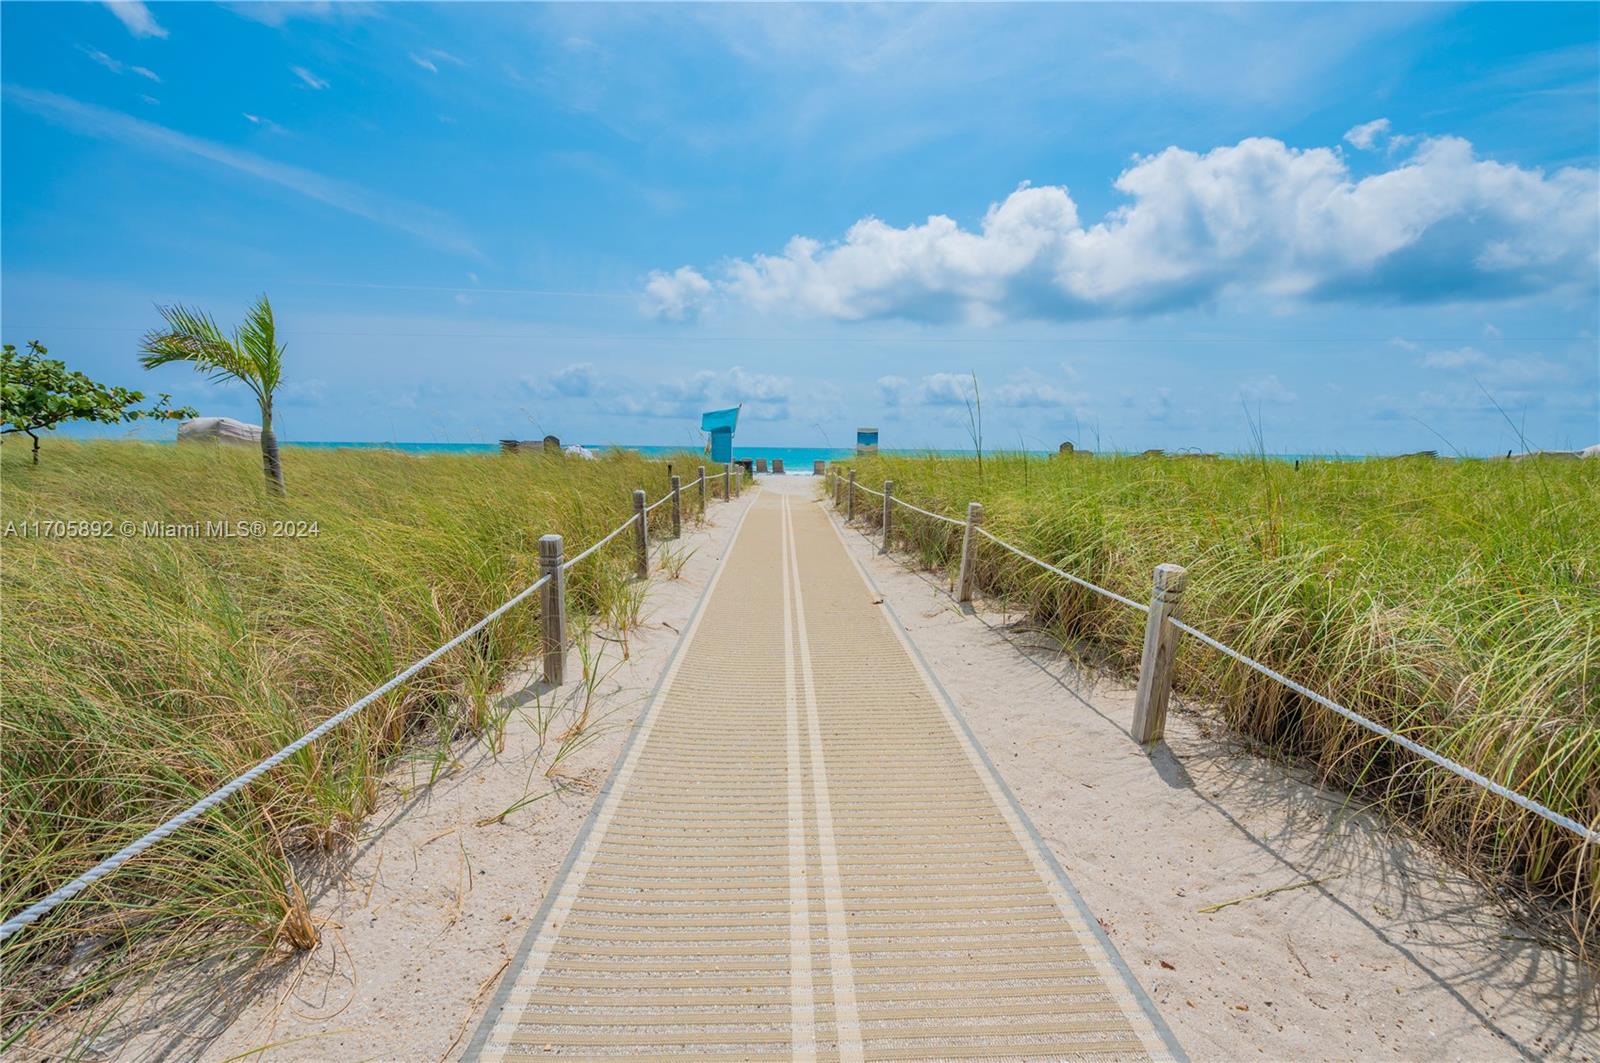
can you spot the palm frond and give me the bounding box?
[235,294,283,396]
[139,303,264,403]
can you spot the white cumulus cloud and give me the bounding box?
[1343,118,1390,150]
[103,1,166,39]
[642,266,713,320]
[644,133,1598,325]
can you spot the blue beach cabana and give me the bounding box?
[701,405,740,464]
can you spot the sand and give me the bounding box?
[49,474,1597,1061]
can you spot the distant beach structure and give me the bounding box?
[178,416,261,447]
[701,406,739,464]
[857,427,879,454]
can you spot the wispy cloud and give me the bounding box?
[81,45,162,82]
[290,65,329,90]
[242,112,288,135]
[103,1,167,39]
[1238,374,1299,405]
[229,2,375,28]
[410,48,465,74]
[5,85,481,260]
[1343,117,1390,150]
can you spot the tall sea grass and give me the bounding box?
[0,440,708,1047]
[839,451,1599,954]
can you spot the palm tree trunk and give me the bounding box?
[259,404,286,496]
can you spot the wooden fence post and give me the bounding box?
[847,469,857,521]
[723,464,732,500]
[1131,563,1188,744]
[666,461,673,490]
[881,480,894,554]
[814,459,825,476]
[632,489,649,579]
[670,475,682,539]
[538,534,566,685]
[697,465,706,514]
[957,501,983,603]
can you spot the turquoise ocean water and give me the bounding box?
[287,441,863,469]
[285,441,1359,466]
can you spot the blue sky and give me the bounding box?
[3,1,1597,454]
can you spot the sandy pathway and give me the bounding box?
[472,485,1180,1061]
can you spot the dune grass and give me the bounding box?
[835,451,1598,954]
[0,440,718,1048]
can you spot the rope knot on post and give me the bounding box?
[957,501,984,603]
[632,489,649,579]
[881,480,894,554]
[1131,563,1188,744]
[670,475,682,539]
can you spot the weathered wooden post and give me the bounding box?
[813,459,825,476]
[670,474,682,539]
[956,501,983,603]
[723,464,732,500]
[697,465,707,514]
[632,489,649,579]
[1131,563,1188,744]
[881,480,894,553]
[538,534,567,685]
[667,461,674,489]
[847,469,857,520]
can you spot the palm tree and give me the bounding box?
[140,295,287,495]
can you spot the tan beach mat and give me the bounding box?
[467,488,1185,1061]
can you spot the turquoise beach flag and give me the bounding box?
[701,406,740,464]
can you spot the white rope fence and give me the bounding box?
[561,514,640,571]
[1167,618,1600,845]
[2,467,745,944]
[826,468,1598,847]
[0,573,552,943]
[975,525,1149,614]
[892,495,966,527]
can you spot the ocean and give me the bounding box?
[284,442,1362,466]
[288,442,928,470]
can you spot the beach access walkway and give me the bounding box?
[468,479,1184,1061]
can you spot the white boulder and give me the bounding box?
[178,417,262,447]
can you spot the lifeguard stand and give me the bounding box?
[701,406,740,464]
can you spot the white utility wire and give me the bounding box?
[0,572,553,943]
[1166,618,1599,845]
